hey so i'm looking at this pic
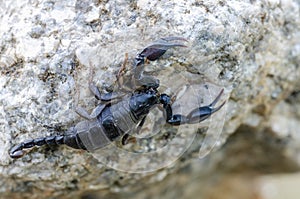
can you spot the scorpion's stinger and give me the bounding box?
[9,145,26,159]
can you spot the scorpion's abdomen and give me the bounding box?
[109,99,138,134]
[75,119,111,152]
[74,99,138,152]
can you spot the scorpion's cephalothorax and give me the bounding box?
[129,89,160,119]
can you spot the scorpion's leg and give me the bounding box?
[161,89,226,125]
[134,37,187,88]
[135,115,147,134]
[85,60,124,101]
[121,116,147,145]
[121,134,130,145]
[76,84,126,120]
[89,83,125,102]
[116,52,129,89]
[75,104,106,120]
[121,134,136,145]
[75,86,106,120]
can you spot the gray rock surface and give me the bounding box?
[0,0,299,198]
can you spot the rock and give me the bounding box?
[255,172,300,199]
[0,0,299,198]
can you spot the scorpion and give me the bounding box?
[9,37,225,159]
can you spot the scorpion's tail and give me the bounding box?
[9,131,86,159]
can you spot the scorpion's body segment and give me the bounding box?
[76,96,141,151]
[9,37,226,159]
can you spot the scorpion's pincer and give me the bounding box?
[138,36,188,61]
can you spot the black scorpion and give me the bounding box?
[9,37,225,159]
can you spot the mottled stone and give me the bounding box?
[0,0,299,198]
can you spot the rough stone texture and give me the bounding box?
[0,0,299,199]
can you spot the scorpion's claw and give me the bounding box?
[166,89,226,125]
[138,36,187,61]
[186,89,226,124]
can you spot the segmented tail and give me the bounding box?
[9,133,86,159]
